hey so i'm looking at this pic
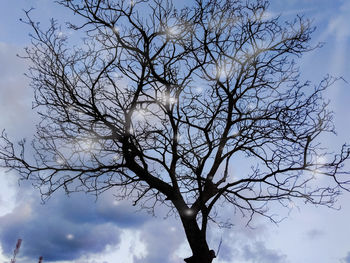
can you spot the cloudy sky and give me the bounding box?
[0,0,350,263]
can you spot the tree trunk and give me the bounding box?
[180,216,216,263]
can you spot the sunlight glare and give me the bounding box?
[80,139,95,152]
[247,103,256,111]
[168,97,177,105]
[175,134,182,142]
[183,208,195,217]
[113,154,120,162]
[56,156,65,165]
[288,201,296,209]
[66,234,74,240]
[195,86,203,93]
[133,109,146,121]
[166,25,181,37]
[113,26,120,34]
[216,66,227,79]
[157,93,177,105]
[312,156,328,178]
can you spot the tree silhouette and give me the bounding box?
[1,0,350,262]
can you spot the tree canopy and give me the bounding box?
[1,0,349,262]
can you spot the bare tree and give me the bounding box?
[10,239,22,263]
[1,0,350,262]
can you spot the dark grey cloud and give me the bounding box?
[54,191,150,228]
[0,190,150,262]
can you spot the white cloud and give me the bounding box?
[0,171,17,217]
[327,15,350,40]
[70,229,146,263]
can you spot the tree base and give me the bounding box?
[184,250,216,263]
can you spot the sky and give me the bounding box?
[0,0,350,263]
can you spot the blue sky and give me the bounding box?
[0,0,350,263]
